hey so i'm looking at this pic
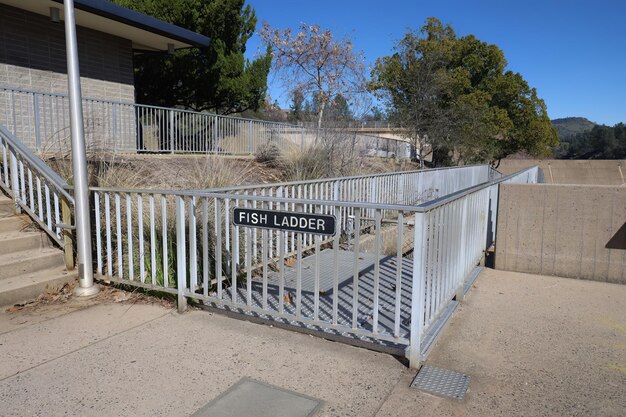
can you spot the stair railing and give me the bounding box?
[0,123,75,269]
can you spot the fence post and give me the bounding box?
[112,104,117,152]
[213,114,218,153]
[169,110,175,154]
[300,128,304,150]
[248,120,253,154]
[409,212,426,369]
[176,196,188,313]
[33,94,41,152]
[61,197,75,270]
[456,198,469,302]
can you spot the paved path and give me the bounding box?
[1,268,624,416]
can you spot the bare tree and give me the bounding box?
[260,23,366,132]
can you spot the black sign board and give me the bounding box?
[233,208,336,236]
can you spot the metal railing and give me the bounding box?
[0,123,74,247]
[90,165,539,367]
[1,86,410,157]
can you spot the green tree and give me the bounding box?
[370,17,558,166]
[288,89,305,123]
[563,123,625,159]
[113,0,271,114]
[326,94,352,122]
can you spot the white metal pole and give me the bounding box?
[64,0,99,296]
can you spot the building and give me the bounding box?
[0,0,208,103]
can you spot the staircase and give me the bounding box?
[0,195,76,307]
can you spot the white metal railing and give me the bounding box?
[0,123,73,246]
[1,86,410,157]
[90,165,539,367]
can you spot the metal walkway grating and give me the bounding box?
[411,365,470,400]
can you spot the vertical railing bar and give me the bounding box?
[332,205,341,325]
[27,166,34,212]
[94,192,102,275]
[115,193,123,278]
[313,233,321,321]
[162,195,169,287]
[189,196,198,291]
[105,192,112,277]
[296,224,302,319]
[126,193,134,281]
[44,181,52,230]
[53,191,60,238]
[202,197,209,297]
[149,194,156,285]
[409,212,426,368]
[352,207,361,329]
[262,201,269,310]
[138,194,145,283]
[372,209,382,335]
[231,198,239,304]
[394,211,404,338]
[175,196,187,308]
[215,197,223,299]
[245,204,252,307]
[425,211,435,324]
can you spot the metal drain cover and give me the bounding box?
[410,365,470,400]
[191,378,322,417]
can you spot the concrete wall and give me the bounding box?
[497,159,626,186]
[495,183,626,284]
[0,4,135,102]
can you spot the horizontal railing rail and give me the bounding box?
[1,86,411,157]
[0,123,74,246]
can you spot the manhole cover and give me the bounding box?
[191,378,322,417]
[410,365,470,400]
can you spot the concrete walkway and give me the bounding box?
[1,269,625,416]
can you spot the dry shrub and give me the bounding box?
[255,142,281,167]
[280,144,332,181]
[166,155,252,190]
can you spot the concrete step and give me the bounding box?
[0,264,76,307]
[0,231,50,255]
[0,196,14,217]
[0,215,30,233]
[0,248,65,280]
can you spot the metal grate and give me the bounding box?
[411,365,470,400]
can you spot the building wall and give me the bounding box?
[495,183,626,284]
[0,3,135,102]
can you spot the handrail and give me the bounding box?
[0,124,74,203]
[197,164,492,193]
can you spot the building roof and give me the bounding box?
[1,0,210,51]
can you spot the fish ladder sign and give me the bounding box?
[233,208,336,236]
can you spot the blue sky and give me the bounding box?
[244,0,625,125]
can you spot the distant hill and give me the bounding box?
[552,117,596,139]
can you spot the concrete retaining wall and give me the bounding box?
[497,159,626,186]
[495,183,626,284]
